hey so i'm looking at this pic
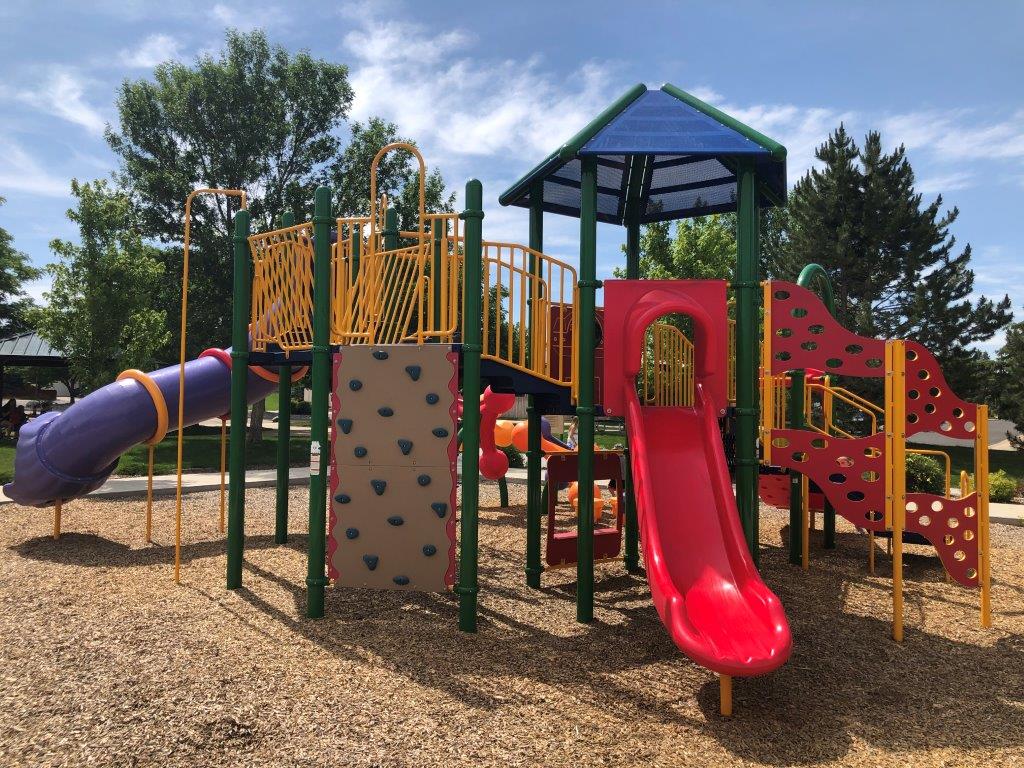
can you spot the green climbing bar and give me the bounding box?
[226,209,251,589]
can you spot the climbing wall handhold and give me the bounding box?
[362,554,379,571]
[354,446,368,458]
[371,479,387,496]
[431,502,447,518]
[348,379,363,391]
[405,365,422,381]
[422,544,437,557]
[432,427,449,438]
[387,515,404,526]
[345,528,359,540]
[425,393,439,405]
[393,575,410,586]
[334,493,351,504]
[337,418,353,434]
[378,406,394,417]
[417,474,431,487]
[397,439,413,456]
[372,350,389,360]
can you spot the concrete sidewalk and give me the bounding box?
[0,464,529,505]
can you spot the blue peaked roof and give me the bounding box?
[499,84,787,225]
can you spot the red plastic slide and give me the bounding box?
[602,279,789,677]
[625,383,791,676]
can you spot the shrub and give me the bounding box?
[905,452,945,495]
[988,470,1018,503]
[501,444,525,469]
[290,398,312,415]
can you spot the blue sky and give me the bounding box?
[1,0,1022,351]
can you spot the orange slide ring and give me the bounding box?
[117,369,169,446]
[201,347,308,383]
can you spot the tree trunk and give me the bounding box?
[248,398,265,444]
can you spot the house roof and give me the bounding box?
[0,331,68,367]
[498,83,787,224]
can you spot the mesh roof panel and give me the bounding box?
[500,84,786,224]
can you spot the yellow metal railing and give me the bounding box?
[249,221,316,352]
[640,322,694,406]
[480,240,578,397]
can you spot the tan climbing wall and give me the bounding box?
[328,345,458,590]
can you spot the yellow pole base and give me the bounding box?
[868,531,875,576]
[52,500,62,540]
[719,674,732,717]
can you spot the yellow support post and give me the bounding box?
[885,340,907,642]
[145,445,154,544]
[52,500,62,540]
[801,474,810,571]
[760,282,773,464]
[219,417,227,535]
[177,189,247,585]
[868,530,875,575]
[719,674,732,717]
[977,404,991,628]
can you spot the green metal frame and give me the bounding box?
[622,217,641,574]
[576,156,598,623]
[794,263,838,552]
[525,186,544,589]
[457,179,484,632]
[226,209,251,589]
[305,187,332,618]
[275,210,296,545]
[735,159,761,564]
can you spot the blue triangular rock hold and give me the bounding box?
[397,439,413,456]
[404,365,421,381]
[431,502,447,518]
[337,418,353,434]
[362,554,379,571]
[371,479,387,496]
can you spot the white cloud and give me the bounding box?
[17,68,106,135]
[23,277,53,306]
[0,136,69,197]
[119,33,183,68]
[211,2,287,32]
[917,171,975,194]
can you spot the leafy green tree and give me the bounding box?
[36,180,169,394]
[783,126,1010,402]
[0,197,41,337]
[327,116,454,231]
[106,29,355,354]
[996,320,1024,450]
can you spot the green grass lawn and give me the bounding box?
[911,442,1024,486]
[264,392,279,411]
[0,425,310,484]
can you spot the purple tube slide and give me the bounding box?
[4,350,279,507]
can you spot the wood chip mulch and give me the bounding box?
[1,484,1022,767]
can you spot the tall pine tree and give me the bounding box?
[783,126,1011,402]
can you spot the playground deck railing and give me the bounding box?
[640,322,695,407]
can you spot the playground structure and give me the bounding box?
[1,82,992,717]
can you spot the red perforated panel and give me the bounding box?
[769,282,886,377]
[758,473,824,511]
[769,429,886,531]
[903,341,979,440]
[904,492,981,587]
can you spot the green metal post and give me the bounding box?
[457,179,484,633]
[384,208,399,252]
[788,371,806,565]
[797,263,837,549]
[735,159,761,565]
[576,156,598,623]
[274,210,295,545]
[622,217,641,574]
[525,187,544,589]
[226,209,251,589]
[498,476,509,508]
[305,187,332,618]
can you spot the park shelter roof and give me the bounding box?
[499,83,787,224]
[0,331,68,367]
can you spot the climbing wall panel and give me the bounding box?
[903,341,979,440]
[768,282,886,377]
[904,492,981,587]
[768,430,887,531]
[328,345,458,591]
